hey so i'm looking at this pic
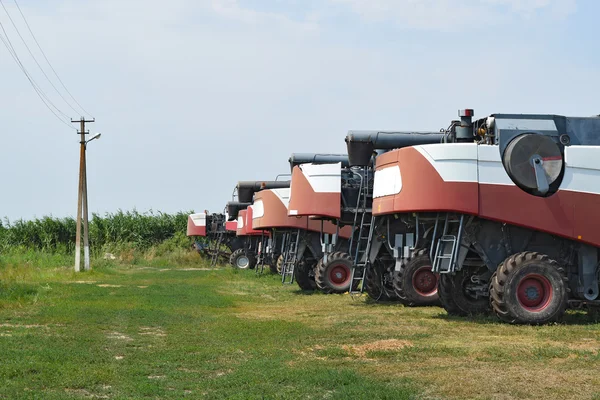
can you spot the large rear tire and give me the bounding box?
[294,259,317,290]
[393,250,439,306]
[315,252,353,294]
[230,249,256,270]
[490,252,568,324]
[438,268,489,316]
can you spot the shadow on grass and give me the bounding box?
[291,289,318,296]
[432,309,600,326]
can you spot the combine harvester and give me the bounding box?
[287,153,365,294]
[187,212,241,266]
[364,109,600,324]
[252,185,348,289]
[226,180,290,270]
[251,154,353,291]
[292,131,443,301]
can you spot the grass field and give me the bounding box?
[2,262,600,399]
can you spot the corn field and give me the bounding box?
[0,210,192,254]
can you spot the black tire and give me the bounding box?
[365,260,397,301]
[230,249,255,270]
[315,252,353,294]
[275,254,284,274]
[268,257,279,274]
[438,274,463,316]
[490,252,568,324]
[393,250,440,306]
[365,264,388,301]
[294,259,316,290]
[438,268,489,316]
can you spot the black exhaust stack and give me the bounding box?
[288,153,350,172]
[345,131,445,166]
[236,180,291,203]
[226,201,252,221]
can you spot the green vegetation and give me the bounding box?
[0,210,192,254]
[1,261,600,399]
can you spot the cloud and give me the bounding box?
[330,0,577,29]
[210,0,319,33]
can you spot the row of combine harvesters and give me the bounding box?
[188,109,600,325]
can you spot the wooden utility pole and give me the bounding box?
[73,117,95,272]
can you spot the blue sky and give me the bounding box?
[0,0,598,221]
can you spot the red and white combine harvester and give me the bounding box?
[251,159,353,291]
[286,153,361,294]
[290,134,443,302]
[356,109,600,324]
[187,212,242,266]
[225,181,290,270]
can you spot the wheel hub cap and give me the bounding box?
[329,265,350,286]
[238,256,249,268]
[412,266,438,296]
[517,274,553,311]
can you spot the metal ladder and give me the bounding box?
[281,229,301,284]
[256,233,275,275]
[210,231,224,267]
[349,215,376,293]
[431,214,465,274]
[255,233,267,274]
[348,168,374,293]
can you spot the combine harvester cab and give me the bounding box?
[338,130,444,302]
[287,153,357,294]
[370,109,600,324]
[187,212,243,266]
[227,180,290,270]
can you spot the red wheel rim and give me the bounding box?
[517,273,553,312]
[412,266,438,296]
[328,264,350,287]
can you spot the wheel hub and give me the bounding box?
[517,274,552,311]
[412,266,437,296]
[237,256,250,269]
[329,264,350,286]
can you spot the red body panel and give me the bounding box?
[252,190,311,231]
[186,215,206,237]
[288,166,340,219]
[373,147,478,216]
[236,209,262,236]
[251,190,351,239]
[225,221,238,231]
[373,146,600,247]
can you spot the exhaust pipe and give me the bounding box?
[236,181,291,203]
[288,153,349,172]
[345,130,445,166]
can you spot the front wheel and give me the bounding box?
[490,252,568,324]
[315,252,353,294]
[230,248,255,270]
[393,250,439,306]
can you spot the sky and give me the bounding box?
[1,0,599,221]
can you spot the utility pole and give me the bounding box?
[73,117,95,272]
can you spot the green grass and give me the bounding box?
[1,262,600,399]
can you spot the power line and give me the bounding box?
[0,0,83,118]
[0,19,75,129]
[12,0,93,118]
